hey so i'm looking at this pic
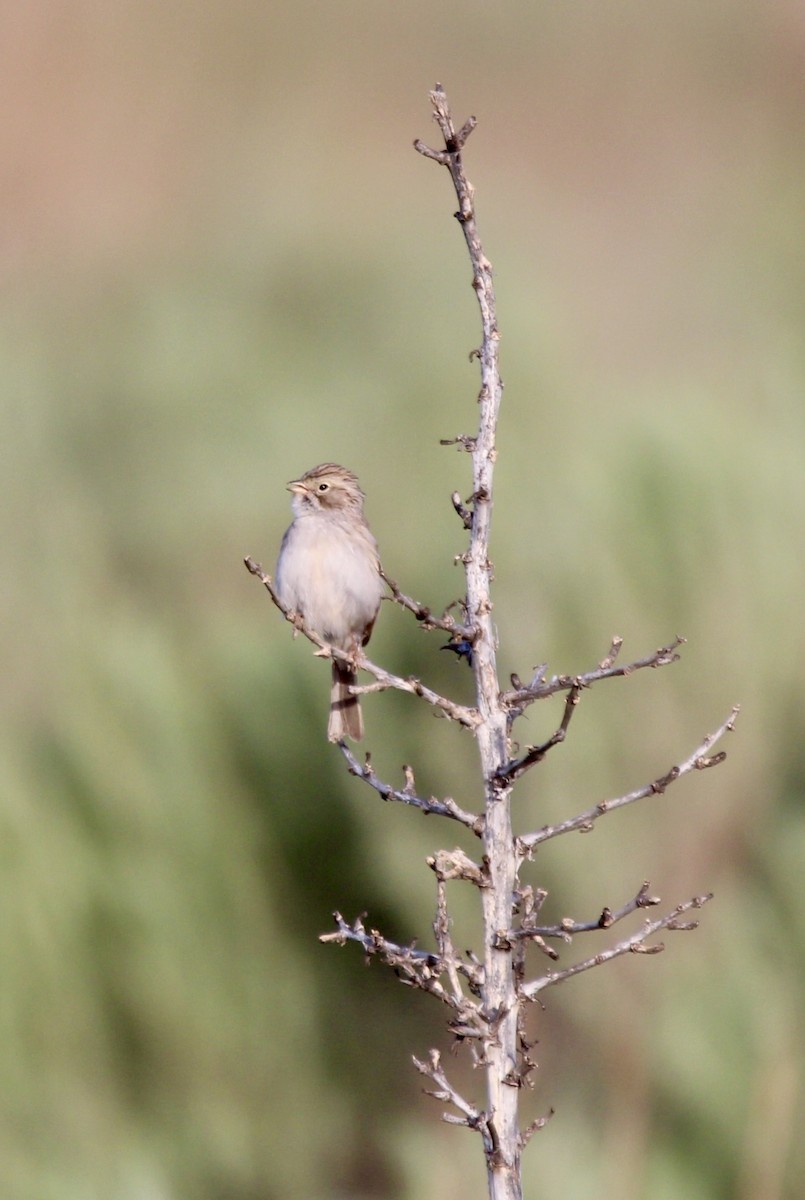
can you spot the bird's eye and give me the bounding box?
[318,482,329,493]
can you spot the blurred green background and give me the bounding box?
[2,2,804,1197]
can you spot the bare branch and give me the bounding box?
[522,893,714,1000]
[505,886,558,962]
[504,880,661,944]
[496,684,582,784]
[380,568,475,639]
[432,875,475,1009]
[598,635,624,670]
[337,742,483,834]
[507,665,547,696]
[451,490,474,530]
[518,707,740,853]
[440,433,477,452]
[244,556,479,728]
[414,85,477,163]
[320,912,485,1033]
[416,85,525,1193]
[519,1109,555,1150]
[429,847,488,887]
[413,1049,493,1148]
[413,140,450,166]
[501,636,686,713]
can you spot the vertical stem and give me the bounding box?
[479,735,520,1200]
[420,86,521,1200]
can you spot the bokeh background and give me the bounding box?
[2,2,804,1198]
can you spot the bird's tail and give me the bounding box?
[328,660,363,742]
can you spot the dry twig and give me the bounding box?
[320,912,485,1036]
[522,893,715,1000]
[501,636,685,713]
[518,706,739,854]
[336,742,483,834]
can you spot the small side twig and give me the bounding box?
[451,491,474,530]
[320,912,485,1032]
[337,742,483,835]
[413,1049,495,1153]
[522,893,714,1000]
[504,880,661,944]
[519,1109,555,1150]
[381,568,475,639]
[440,433,477,452]
[518,707,739,853]
[429,847,488,887]
[502,636,685,714]
[432,874,475,1008]
[496,684,582,783]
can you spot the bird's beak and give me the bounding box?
[287,479,307,495]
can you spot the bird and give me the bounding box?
[275,463,384,741]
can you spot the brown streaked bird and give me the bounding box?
[275,464,384,741]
